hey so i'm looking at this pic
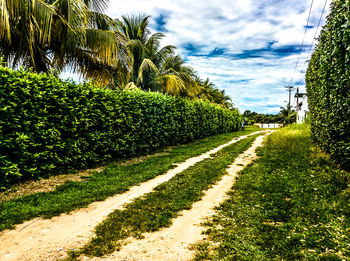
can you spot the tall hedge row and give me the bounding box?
[0,66,242,188]
[306,0,350,168]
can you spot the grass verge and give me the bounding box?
[193,124,350,260]
[0,127,259,232]
[68,133,264,258]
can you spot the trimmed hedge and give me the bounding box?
[306,0,350,168]
[0,66,242,188]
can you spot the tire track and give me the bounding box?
[0,131,265,261]
[89,132,272,261]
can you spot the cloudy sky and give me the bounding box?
[64,0,331,114]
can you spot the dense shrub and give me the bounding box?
[0,66,242,188]
[306,0,350,168]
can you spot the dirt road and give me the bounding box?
[84,133,271,260]
[0,131,266,261]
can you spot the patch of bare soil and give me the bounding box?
[0,167,104,203]
[117,150,171,167]
[0,133,264,261]
[88,132,272,261]
[0,149,172,203]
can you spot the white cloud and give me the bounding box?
[101,0,331,113]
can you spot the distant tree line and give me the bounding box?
[243,105,296,125]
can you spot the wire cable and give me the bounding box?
[289,0,314,85]
[294,0,328,85]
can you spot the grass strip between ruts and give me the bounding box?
[68,133,264,258]
[0,127,259,232]
[193,124,350,260]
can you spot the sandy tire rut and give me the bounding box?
[84,132,272,261]
[0,131,269,261]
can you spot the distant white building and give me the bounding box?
[259,123,282,128]
[295,93,308,123]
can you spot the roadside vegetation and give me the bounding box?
[0,66,242,188]
[306,0,349,168]
[68,133,264,258]
[243,105,296,126]
[0,128,258,232]
[0,2,240,188]
[193,124,350,260]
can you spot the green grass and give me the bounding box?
[68,133,264,258]
[193,124,350,260]
[0,127,259,232]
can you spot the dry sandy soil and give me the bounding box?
[0,131,265,261]
[82,132,271,261]
[0,167,104,203]
[0,150,172,203]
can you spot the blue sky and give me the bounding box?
[63,0,331,114]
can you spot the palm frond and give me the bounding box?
[146,32,165,46]
[85,28,118,63]
[138,58,158,84]
[0,0,11,43]
[156,74,185,96]
[160,53,182,71]
[83,0,109,13]
[34,0,56,45]
[88,11,116,30]
[121,14,150,42]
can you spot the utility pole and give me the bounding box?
[285,86,294,110]
[296,88,299,110]
[296,87,299,123]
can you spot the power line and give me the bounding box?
[294,0,328,85]
[289,0,314,85]
[294,0,314,72]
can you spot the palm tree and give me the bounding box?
[115,14,232,104]
[279,104,292,117]
[0,0,130,84]
[216,89,233,108]
[116,15,158,83]
[196,78,233,108]
[279,105,296,125]
[116,14,200,97]
[138,54,200,97]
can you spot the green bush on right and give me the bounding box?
[306,0,350,168]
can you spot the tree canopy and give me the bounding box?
[0,0,131,84]
[243,106,296,125]
[0,3,234,108]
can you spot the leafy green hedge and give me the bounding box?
[0,66,242,188]
[306,0,350,168]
